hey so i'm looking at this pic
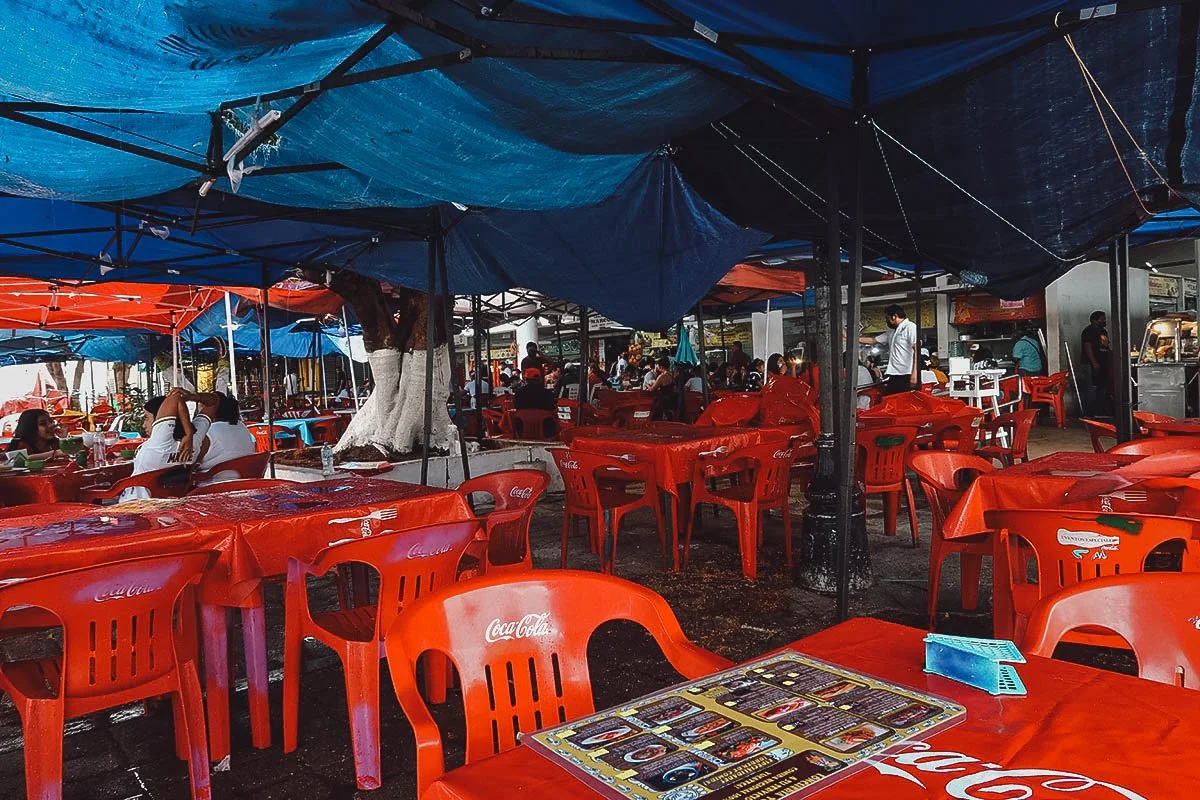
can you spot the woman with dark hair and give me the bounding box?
[746,359,765,391]
[192,392,256,482]
[123,388,195,502]
[6,409,63,461]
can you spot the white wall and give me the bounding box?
[1045,260,1149,413]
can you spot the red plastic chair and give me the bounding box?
[694,394,759,427]
[555,399,597,432]
[984,508,1200,641]
[282,520,482,790]
[0,552,213,800]
[383,570,733,796]
[1024,371,1068,428]
[191,451,271,485]
[481,408,508,438]
[547,447,666,574]
[856,426,919,541]
[187,478,295,496]
[248,423,300,453]
[456,469,550,572]
[681,390,704,423]
[612,399,655,429]
[1023,573,1200,689]
[927,408,984,454]
[1133,410,1175,437]
[975,409,1038,466]
[506,409,559,440]
[492,394,515,412]
[1109,435,1200,456]
[307,420,338,446]
[79,464,194,504]
[1082,418,1118,453]
[685,442,799,580]
[909,452,996,629]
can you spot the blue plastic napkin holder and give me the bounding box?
[924,633,1027,696]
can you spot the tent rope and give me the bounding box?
[711,122,903,251]
[871,121,1074,263]
[1063,32,1185,209]
[709,122,828,225]
[872,122,920,255]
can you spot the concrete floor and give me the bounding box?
[0,419,1119,799]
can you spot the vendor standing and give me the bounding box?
[1012,326,1045,376]
[860,304,917,395]
[1081,310,1112,416]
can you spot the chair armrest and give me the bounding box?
[663,640,735,680]
[79,479,126,503]
[393,681,446,797]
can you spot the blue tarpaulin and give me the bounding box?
[0,2,1197,309]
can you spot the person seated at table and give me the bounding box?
[746,359,765,391]
[684,365,704,393]
[767,353,796,380]
[709,362,729,390]
[279,395,318,419]
[619,365,639,390]
[122,389,195,502]
[513,368,557,411]
[191,392,256,483]
[5,409,65,461]
[493,373,513,397]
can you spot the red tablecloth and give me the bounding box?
[0,461,133,505]
[0,504,231,578]
[122,478,474,605]
[571,426,789,494]
[858,391,965,428]
[942,451,1144,539]
[424,618,1200,800]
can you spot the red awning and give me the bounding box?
[0,279,220,333]
[230,278,343,316]
[708,263,807,306]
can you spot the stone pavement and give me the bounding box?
[0,421,1125,799]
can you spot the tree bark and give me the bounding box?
[304,269,454,458]
[71,360,86,408]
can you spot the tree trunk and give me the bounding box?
[306,269,456,459]
[45,362,67,394]
[71,360,86,409]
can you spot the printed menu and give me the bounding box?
[523,649,965,800]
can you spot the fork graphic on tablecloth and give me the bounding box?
[328,508,398,525]
[1101,490,1147,503]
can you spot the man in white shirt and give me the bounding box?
[122,388,195,502]
[860,304,917,395]
[192,392,256,484]
[283,369,300,398]
[465,372,491,409]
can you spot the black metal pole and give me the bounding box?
[420,235,437,485]
[695,304,710,405]
[577,305,589,422]
[188,329,199,390]
[260,265,276,478]
[837,49,872,621]
[1111,236,1134,441]
[473,295,485,441]
[913,266,922,380]
[439,236,471,481]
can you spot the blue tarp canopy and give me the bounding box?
[0,2,1198,310]
[0,329,164,365]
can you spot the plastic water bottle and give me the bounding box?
[321,443,335,477]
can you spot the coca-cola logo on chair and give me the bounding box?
[485,613,554,643]
[509,486,534,501]
[94,583,163,603]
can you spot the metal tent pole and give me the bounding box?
[577,305,589,422]
[837,50,871,621]
[319,330,328,410]
[188,329,199,390]
[223,291,239,398]
[260,266,276,478]
[913,266,922,381]
[695,304,710,405]
[472,295,485,441]
[438,234,471,482]
[420,235,437,486]
[342,308,360,409]
[1110,236,1134,441]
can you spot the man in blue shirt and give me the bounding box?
[1011,326,1044,376]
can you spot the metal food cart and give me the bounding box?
[1135,312,1197,418]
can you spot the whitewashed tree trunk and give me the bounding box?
[334,345,456,457]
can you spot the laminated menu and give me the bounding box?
[522,649,965,800]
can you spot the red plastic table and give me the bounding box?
[423,618,1200,800]
[1144,418,1200,437]
[942,451,1146,539]
[0,461,133,505]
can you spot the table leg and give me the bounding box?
[241,598,272,750]
[602,509,615,572]
[659,490,677,571]
[200,604,231,769]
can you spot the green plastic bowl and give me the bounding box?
[24,460,45,472]
[120,449,137,460]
